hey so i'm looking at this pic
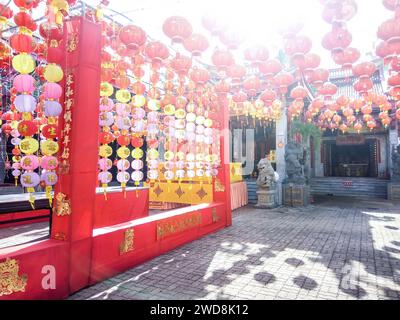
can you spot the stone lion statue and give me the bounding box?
[256,157,277,189]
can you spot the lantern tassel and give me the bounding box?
[27,187,35,210]
[102,183,108,200]
[45,186,53,207]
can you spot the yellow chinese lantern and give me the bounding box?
[44,64,64,83]
[12,54,35,74]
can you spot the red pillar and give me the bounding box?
[213,95,232,226]
[51,17,102,293]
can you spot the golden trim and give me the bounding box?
[157,213,202,240]
[120,228,134,255]
[67,33,78,52]
[54,193,71,216]
[214,178,225,192]
[0,258,28,297]
[212,208,220,223]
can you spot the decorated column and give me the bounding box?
[50,17,102,293]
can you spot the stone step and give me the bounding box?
[310,178,388,199]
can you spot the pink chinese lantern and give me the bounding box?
[13,74,35,93]
[43,82,62,100]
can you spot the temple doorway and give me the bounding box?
[322,138,379,178]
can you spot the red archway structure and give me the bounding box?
[0,17,231,300]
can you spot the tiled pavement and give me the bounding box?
[0,222,49,249]
[64,196,399,300]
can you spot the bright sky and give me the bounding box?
[3,0,391,68]
[88,0,390,68]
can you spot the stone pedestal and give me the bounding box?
[283,184,310,206]
[255,188,277,209]
[388,183,400,201]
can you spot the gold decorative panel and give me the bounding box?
[0,258,28,297]
[120,228,134,255]
[157,213,202,240]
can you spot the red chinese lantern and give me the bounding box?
[190,68,210,86]
[354,78,373,95]
[10,33,34,53]
[211,49,234,72]
[322,27,352,54]
[227,64,246,84]
[318,82,338,100]
[170,53,192,77]
[321,0,358,24]
[352,61,376,78]
[310,98,324,115]
[145,41,169,67]
[183,33,209,56]
[333,114,342,124]
[132,81,146,95]
[14,11,36,32]
[284,35,312,65]
[332,47,360,69]
[202,14,226,36]
[232,91,247,104]
[376,41,394,64]
[17,120,38,136]
[258,59,282,78]
[274,72,295,94]
[243,76,261,98]
[388,72,400,87]
[312,68,330,88]
[367,119,377,130]
[119,25,146,50]
[13,0,36,9]
[377,18,400,44]
[39,22,63,44]
[396,107,400,120]
[244,45,269,66]
[260,89,277,105]
[214,80,231,96]
[354,121,363,133]
[290,86,308,100]
[115,75,131,89]
[163,16,192,43]
[361,103,373,114]
[219,30,244,50]
[303,53,321,70]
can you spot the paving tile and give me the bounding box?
[66,199,400,300]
